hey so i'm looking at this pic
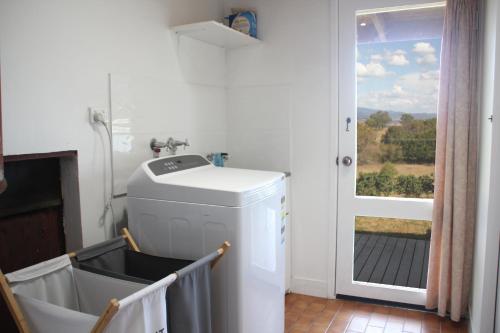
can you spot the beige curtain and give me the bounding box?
[425,0,479,322]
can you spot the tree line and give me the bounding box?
[358,111,436,165]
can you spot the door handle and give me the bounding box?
[342,156,353,166]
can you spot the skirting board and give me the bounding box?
[290,276,330,298]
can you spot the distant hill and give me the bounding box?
[357,107,436,121]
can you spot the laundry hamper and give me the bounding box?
[72,228,230,333]
[0,254,177,333]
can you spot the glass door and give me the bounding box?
[336,0,445,305]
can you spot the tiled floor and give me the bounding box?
[285,293,468,333]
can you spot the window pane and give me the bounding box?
[355,5,444,199]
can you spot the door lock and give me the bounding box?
[346,117,352,132]
[342,156,353,166]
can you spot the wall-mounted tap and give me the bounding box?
[166,137,189,155]
[150,137,189,157]
[150,138,166,158]
[150,138,167,151]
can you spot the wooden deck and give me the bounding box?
[354,233,430,289]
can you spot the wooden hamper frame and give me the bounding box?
[0,227,230,333]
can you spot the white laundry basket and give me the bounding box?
[1,254,177,333]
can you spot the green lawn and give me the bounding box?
[355,216,432,239]
[357,163,435,177]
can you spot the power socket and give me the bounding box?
[88,107,106,124]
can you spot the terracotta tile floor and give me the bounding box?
[285,293,468,333]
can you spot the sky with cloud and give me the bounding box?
[357,38,441,114]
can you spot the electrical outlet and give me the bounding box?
[88,107,105,124]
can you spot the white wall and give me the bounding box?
[0,0,226,246]
[493,118,500,330]
[469,0,500,331]
[224,0,334,297]
[110,38,227,196]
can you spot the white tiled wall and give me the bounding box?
[226,85,291,172]
[110,37,227,194]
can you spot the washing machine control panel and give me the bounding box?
[148,155,211,176]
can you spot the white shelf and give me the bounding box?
[172,21,260,49]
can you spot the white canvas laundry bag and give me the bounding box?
[4,254,176,333]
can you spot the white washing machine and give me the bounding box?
[127,155,286,333]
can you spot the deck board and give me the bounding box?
[354,233,430,289]
[357,236,388,282]
[369,237,397,284]
[407,240,426,288]
[354,235,380,278]
[420,240,430,288]
[354,234,370,261]
[381,237,407,286]
[395,239,416,287]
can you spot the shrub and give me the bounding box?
[379,163,398,178]
[356,165,434,198]
[357,165,397,197]
[396,175,423,197]
[376,173,394,196]
[356,173,379,196]
[419,174,434,194]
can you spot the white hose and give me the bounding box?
[97,118,117,237]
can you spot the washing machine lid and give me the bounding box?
[127,155,285,207]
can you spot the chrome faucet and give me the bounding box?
[166,137,189,154]
[150,138,167,151]
[150,137,189,156]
